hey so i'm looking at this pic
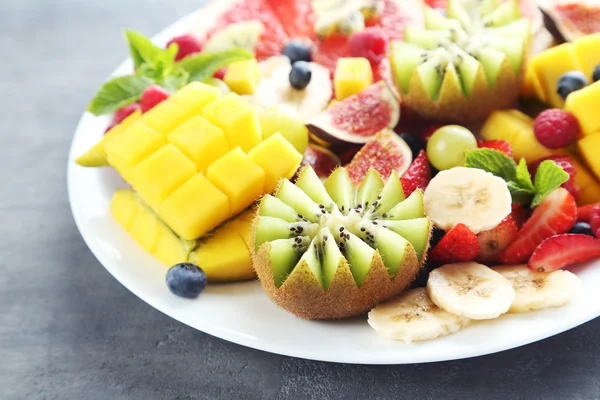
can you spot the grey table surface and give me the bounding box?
[2,0,600,399]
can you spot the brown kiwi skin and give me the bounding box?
[253,239,428,320]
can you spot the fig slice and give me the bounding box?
[301,144,342,181]
[539,0,600,42]
[306,81,400,146]
[346,130,413,187]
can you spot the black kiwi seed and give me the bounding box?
[296,227,303,233]
[319,204,325,209]
[373,221,378,225]
[339,227,344,232]
[382,213,388,218]
[360,227,366,232]
[290,227,296,231]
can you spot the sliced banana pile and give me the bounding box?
[369,262,581,343]
[423,166,512,234]
[254,56,333,122]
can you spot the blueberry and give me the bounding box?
[557,71,589,99]
[569,222,594,236]
[593,65,600,83]
[282,41,312,64]
[399,133,424,159]
[289,61,312,90]
[166,263,207,298]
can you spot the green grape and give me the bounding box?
[426,125,477,170]
[258,106,309,153]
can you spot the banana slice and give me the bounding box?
[368,288,471,342]
[202,20,265,53]
[492,265,581,313]
[423,166,512,234]
[253,57,332,122]
[427,262,515,320]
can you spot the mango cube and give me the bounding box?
[139,100,196,137]
[334,58,373,100]
[570,157,600,205]
[168,116,230,172]
[522,66,546,102]
[169,82,222,115]
[224,59,261,95]
[573,33,600,80]
[249,133,303,193]
[206,147,265,214]
[531,43,582,108]
[202,93,262,152]
[105,122,165,184]
[565,81,600,136]
[133,144,197,210]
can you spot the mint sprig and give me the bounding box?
[465,149,569,207]
[87,30,253,116]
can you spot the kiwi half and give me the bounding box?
[390,0,531,123]
[253,166,432,320]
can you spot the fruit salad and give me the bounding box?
[76,0,600,343]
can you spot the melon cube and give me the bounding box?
[202,93,262,152]
[334,58,373,100]
[106,122,165,184]
[249,133,303,193]
[206,147,265,215]
[169,82,222,115]
[110,189,139,230]
[578,134,600,181]
[128,203,161,252]
[531,43,582,108]
[134,144,197,210]
[160,173,230,240]
[139,100,196,137]
[224,59,261,95]
[573,33,600,81]
[565,81,600,136]
[168,116,230,172]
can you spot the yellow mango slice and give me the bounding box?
[76,110,142,167]
[334,58,373,100]
[154,225,191,267]
[128,202,161,253]
[110,189,139,230]
[565,81,600,136]
[570,157,600,205]
[521,66,546,102]
[573,33,600,81]
[578,134,600,181]
[202,93,262,152]
[248,133,303,193]
[133,144,197,210]
[160,173,230,241]
[224,59,261,95]
[206,147,265,215]
[105,122,165,184]
[168,116,230,172]
[530,43,582,108]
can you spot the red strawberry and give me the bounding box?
[401,150,431,196]
[112,103,140,125]
[429,223,480,264]
[533,109,580,149]
[476,216,519,263]
[140,85,170,114]
[499,188,577,264]
[590,205,600,238]
[578,203,600,222]
[511,203,530,228]
[478,140,513,157]
[213,67,227,80]
[166,34,203,61]
[529,156,580,200]
[528,234,600,272]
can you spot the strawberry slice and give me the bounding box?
[476,216,519,263]
[478,140,513,157]
[578,203,600,222]
[401,150,431,197]
[429,223,480,264]
[511,203,530,228]
[499,188,577,264]
[529,234,600,272]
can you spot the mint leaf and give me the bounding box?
[154,44,179,78]
[124,30,163,69]
[178,48,253,82]
[159,68,189,92]
[87,74,154,115]
[531,160,570,207]
[465,149,517,182]
[514,158,535,192]
[507,181,535,204]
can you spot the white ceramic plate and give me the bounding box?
[67,7,600,365]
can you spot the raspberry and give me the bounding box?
[529,156,580,200]
[400,150,431,196]
[590,205,600,238]
[213,67,227,80]
[477,140,513,157]
[112,103,140,125]
[140,85,170,114]
[348,28,389,65]
[166,34,202,62]
[533,109,580,149]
